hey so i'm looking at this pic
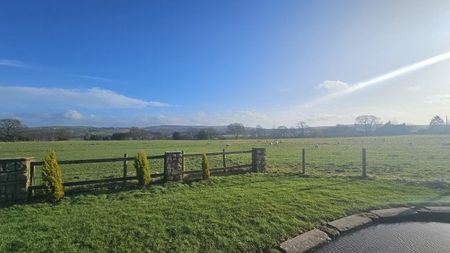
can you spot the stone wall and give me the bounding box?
[164,152,183,182]
[252,148,266,172]
[0,158,33,206]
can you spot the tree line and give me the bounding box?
[1,115,449,142]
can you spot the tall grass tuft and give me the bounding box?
[135,150,151,187]
[202,153,211,180]
[42,150,64,201]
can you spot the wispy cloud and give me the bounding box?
[0,86,170,109]
[312,51,450,105]
[0,59,26,68]
[407,85,422,92]
[71,74,120,83]
[317,80,350,92]
[424,94,450,105]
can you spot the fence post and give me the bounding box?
[28,161,35,199]
[252,148,266,172]
[123,153,128,184]
[302,148,306,174]
[164,151,183,182]
[181,151,185,172]
[222,149,227,168]
[362,148,367,178]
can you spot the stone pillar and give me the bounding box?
[0,157,33,205]
[252,148,266,172]
[164,152,183,182]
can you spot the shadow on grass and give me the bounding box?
[421,191,450,204]
[1,170,255,208]
[1,172,423,209]
[0,180,165,208]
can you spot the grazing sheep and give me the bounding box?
[314,144,319,149]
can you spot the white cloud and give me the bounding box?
[0,59,26,68]
[317,80,350,92]
[237,110,268,121]
[185,110,270,126]
[424,94,450,105]
[0,86,170,109]
[407,85,422,92]
[63,110,84,120]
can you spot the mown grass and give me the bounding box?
[1,174,449,252]
[1,135,450,252]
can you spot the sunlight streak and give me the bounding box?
[312,51,450,105]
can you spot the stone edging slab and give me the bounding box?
[278,206,450,253]
[279,229,330,253]
[327,213,374,233]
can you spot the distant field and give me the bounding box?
[1,135,450,183]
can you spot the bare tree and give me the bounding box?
[255,125,265,138]
[0,118,24,142]
[129,127,150,140]
[354,115,379,135]
[206,127,218,139]
[296,121,309,137]
[277,126,289,138]
[429,115,444,129]
[227,123,245,139]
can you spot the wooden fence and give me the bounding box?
[28,148,266,196]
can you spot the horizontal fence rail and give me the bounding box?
[183,150,252,157]
[31,155,166,166]
[26,148,264,198]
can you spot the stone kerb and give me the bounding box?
[279,206,450,253]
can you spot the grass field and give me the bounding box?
[1,135,450,252]
[1,135,450,182]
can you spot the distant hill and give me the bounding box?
[13,123,434,141]
[144,125,229,134]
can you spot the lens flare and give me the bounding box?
[312,51,450,105]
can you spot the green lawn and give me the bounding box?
[1,174,449,252]
[1,135,450,252]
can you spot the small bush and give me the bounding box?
[202,153,211,180]
[42,150,64,201]
[134,150,151,187]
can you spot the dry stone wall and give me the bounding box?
[0,158,33,206]
[164,152,183,182]
[252,148,266,172]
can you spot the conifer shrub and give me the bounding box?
[42,150,64,201]
[202,153,211,180]
[134,150,151,187]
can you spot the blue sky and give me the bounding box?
[1,0,450,127]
